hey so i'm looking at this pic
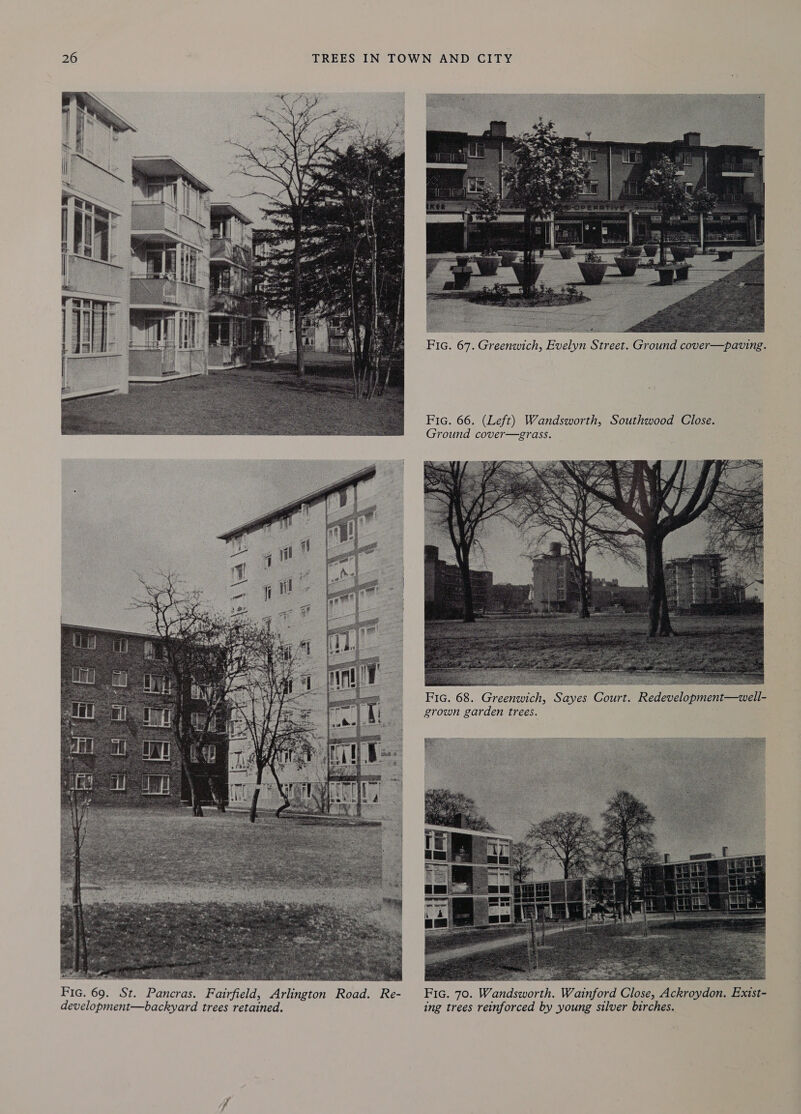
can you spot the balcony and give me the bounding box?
[132,201,181,237]
[209,291,249,315]
[427,187,467,200]
[210,238,252,266]
[250,294,271,318]
[62,144,71,182]
[721,160,756,177]
[427,151,467,166]
[130,275,178,306]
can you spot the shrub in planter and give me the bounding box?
[670,244,690,262]
[577,250,608,285]
[623,244,643,258]
[614,253,639,277]
[644,242,659,258]
[512,260,545,289]
[655,265,675,286]
[558,244,576,259]
[499,249,518,268]
[475,253,501,276]
[455,254,471,268]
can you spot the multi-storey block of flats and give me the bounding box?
[209,203,253,370]
[426,119,764,252]
[128,156,212,382]
[61,93,136,399]
[642,848,765,914]
[425,822,513,931]
[61,624,228,807]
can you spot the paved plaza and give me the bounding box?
[427,247,764,333]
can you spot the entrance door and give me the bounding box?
[582,219,602,245]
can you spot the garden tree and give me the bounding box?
[133,573,259,816]
[425,789,493,832]
[526,812,600,879]
[600,790,656,915]
[64,741,90,973]
[472,186,501,253]
[303,135,404,398]
[747,866,766,909]
[705,460,763,577]
[230,94,351,377]
[512,840,535,885]
[424,461,521,622]
[691,187,718,254]
[560,460,725,636]
[644,155,693,264]
[504,118,588,294]
[229,622,316,821]
[512,462,641,618]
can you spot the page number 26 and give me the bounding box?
[62,52,78,63]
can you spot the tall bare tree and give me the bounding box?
[561,461,725,636]
[526,811,600,879]
[64,751,91,974]
[424,461,520,622]
[600,790,656,915]
[705,460,763,576]
[230,94,351,376]
[512,840,534,885]
[513,462,640,618]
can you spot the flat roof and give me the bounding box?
[62,621,157,640]
[218,466,377,541]
[210,202,253,225]
[132,156,212,193]
[65,92,137,132]
[425,823,509,840]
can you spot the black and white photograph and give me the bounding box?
[425,460,763,685]
[61,91,404,434]
[426,94,764,333]
[62,459,402,979]
[425,737,766,981]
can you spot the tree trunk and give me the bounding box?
[458,557,475,623]
[249,766,264,824]
[292,214,305,378]
[659,219,667,266]
[644,533,674,637]
[522,212,532,296]
[182,754,203,817]
[577,566,591,619]
[699,212,705,254]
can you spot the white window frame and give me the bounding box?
[142,774,171,796]
[143,739,170,761]
[71,701,95,719]
[110,737,127,756]
[111,670,128,688]
[110,773,127,792]
[112,637,128,653]
[72,631,96,650]
[71,666,95,685]
[70,737,94,755]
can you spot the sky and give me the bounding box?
[425,461,759,586]
[428,94,764,150]
[62,459,366,633]
[99,92,404,224]
[425,737,765,859]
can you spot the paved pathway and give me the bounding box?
[426,668,763,686]
[427,248,763,332]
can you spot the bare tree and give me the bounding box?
[600,790,656,915]
[132,573,255,816]
[526,811,600,879]
[230,623,316,821]
[561,461,725,636]
[425,461,520,622]
[513,462,640,618]
[705,461,763,576]
[65,754,91,973]
[512,840,534,885]
[230,94,351,376]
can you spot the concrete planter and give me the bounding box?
[476,254,501,276]
[670,245,690,262]
[499,250,518,267]
[512,260,545,289]
[614,255,639,277]
[558,244,576,259]
[656,265,675,285]
[577,261,608,285]
[686,245,698,257]
[717,249,734,262]
[623,245,643,259]
[450,266,472,290]
[644,243,659,258]
[674,262,691,281]
[455,254,471,268]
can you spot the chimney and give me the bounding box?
[664,853,670,863]
[684,131,701,147]
[722,845,729,858]
[549,542,562,557]
[453,812,465,829]
[489,120,507,138]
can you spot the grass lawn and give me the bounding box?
[428,918,765,981]
[62,901,399,980]
[61,809,399,979]
[425,613,763,679]
[62,360,403,436]
[630,254,763,332]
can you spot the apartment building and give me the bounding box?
[424,545,493,619]
[425,823,513,931]
[219,464,403,819]
[664,553,725,612]
[529,541,590,614]
[61,624,228,807]
[128,156,211,382]
[61,93,136,399]
[515,876,629,922]
[427,119,764,251]
[642,848,766,913]
[209,203,253,370]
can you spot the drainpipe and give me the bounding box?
[607,145,613,200]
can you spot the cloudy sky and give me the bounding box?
[428,94,764,149]
[99,92,404,223]
[62,459,367,633]
[426,737,765,860]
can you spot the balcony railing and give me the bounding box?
[721,160,756,176]
[61,246,69,285]
[130,275,178,306]
[62,144,71,182]
[427,151,466,164]
[427,187,467,200]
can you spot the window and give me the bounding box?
[328,629,355,656]
[327,520,354,546]
[279,578,293,595]
[177,311,200,350]
[359,585,378,609]
[143,739,170,761]
[300,605,311,619]
[622,148,642,164]
[73,772,93,791]
[70,198,114,263]
[425,864,448,894]
[487,838,510,864]
[467,176,486,193]
[263,553,272,570]
[488,868,511,894]
[327,489,350,512]
[142,774,170,796]
[71,701,94,719]
[71,666,95,685]
[425,900,448,929]
[581,147,597,163]
[583,180,599,195]
[230,533,247,555]
[299,639,311,656]
[191,743,217,763]
[425,830,447,860]
[300,502,310,520]
[360,662,379,686]
[328,556,355,583]
[279,513,294,531]
[488,897,512,924]
[178,244,198,284]
[190,711,207,730]
[143,640,165,661]
[111,670,128,688]
[361,780,380,805]
[231,595,248,615]
[279,546,293,562]
[264,585,272,601]
[329,705,358,730]
[300,674,312,692]
[70,737,93,755]
[357,509,377,535]
[330,743,357,766]
[110,705,127,722]
[232,562,247,583]
[279,610,293,627]
[143,674,171,695]
[361,702,380,727]
[143,707,171,727]
[110,738,127,756]
[328,592,356,621]
[360,623,378,649]
[329,667,357,691]
[300,538,310,554]
[467,140,485,158]
[362,741,379,765]
[112,637,128,653]
[72,632,96,649]
[69,299,117,355]
[74,103,119,173]
[110,773,127,792]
